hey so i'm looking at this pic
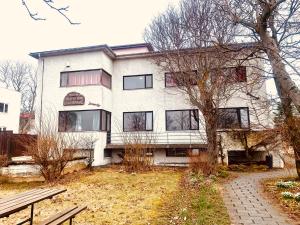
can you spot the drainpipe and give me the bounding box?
[39,55,45,131]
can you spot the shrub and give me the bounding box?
[281,192,294,199]
[217,170,229,178]
[295,193,300,202]
[276,181,296,188]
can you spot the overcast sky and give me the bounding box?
[0,0,180,63]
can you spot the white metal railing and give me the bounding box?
[107,131,207,145]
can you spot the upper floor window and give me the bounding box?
[60,69,112,89]
[0,103,8,113]
[123,111,153,131]
[165,71,197,87]
[123,74,153,90]
[216,66,247,83]
[218,107,249,129]
[58,109,111,132]
[166,109,199,131]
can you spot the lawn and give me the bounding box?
[0,168,230,225]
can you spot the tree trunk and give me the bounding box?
[261,35,300,113]
[204,114,218,174]
[274,73,300,177]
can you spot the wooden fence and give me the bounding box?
[0,131,37,159]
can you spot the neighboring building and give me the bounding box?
[0,87,21,133]
[30,43,283,167]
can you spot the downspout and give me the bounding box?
[39,55,45,131]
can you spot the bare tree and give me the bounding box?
[21,0,79,24]
[0,61,37,113]
[145,0,260,174]
[217,0,300,176]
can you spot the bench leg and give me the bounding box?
[30,204,34,225]
[69,217,73,225]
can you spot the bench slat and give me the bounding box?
[41,206,87,225]
[39,206,78,225]
[0,189,46,204]
[0,189,66,218]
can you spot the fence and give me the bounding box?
[0,131,37,159]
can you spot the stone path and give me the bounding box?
[222,170,297,225]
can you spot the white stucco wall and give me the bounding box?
[34,47,277,167]
[0,87,21,133]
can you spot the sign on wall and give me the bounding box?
[63,92,85,106]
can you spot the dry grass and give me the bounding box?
[0,168,181,225]
[263,177,300,222]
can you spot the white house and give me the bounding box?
[30,43,283,168]
[0,87,21,133]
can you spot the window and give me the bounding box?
[165,71,197,87]
[166,109,199,131]
[216,66,247,83]
[123,111,153,131]
[58,110,111,132]
[218,107,249,129]
[166,149,187,157]
[0,103,8,113]
[104,149,112,157]
[123,74,153,90]
[60,69,112,89]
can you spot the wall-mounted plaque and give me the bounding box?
[63,92,85,106]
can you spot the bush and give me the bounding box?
[295,193,300,202]
[281,192,294,199]
[217,170,229,178]
[276,181,296,188]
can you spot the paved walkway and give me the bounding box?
[222,170,297,225]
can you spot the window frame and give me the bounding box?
[123,74,153,90]
[0,103,8,113]
[165,109,199,131]
[60,68,112,89]
[217,107,250,129]
[58,109,111,132]
[123,111,153,132]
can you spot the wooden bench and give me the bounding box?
[39,206,86,225]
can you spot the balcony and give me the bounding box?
[106,131,207,149]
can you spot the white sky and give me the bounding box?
[0,0,278,95]
[0,0,180,63]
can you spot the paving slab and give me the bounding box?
[222,170,297,225]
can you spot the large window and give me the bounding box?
[123,111,153,131]
[59,110,111,132]
[60,69,112,89]
[166,109,199,131]
[0,103,8,113]
[218,107,249,129]
[214,66,247,83]
[123,74,153,90]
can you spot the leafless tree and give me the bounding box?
[145,0,262,173]
[0,61,37,113]
[21,0,79,24]
[217,0,300,176]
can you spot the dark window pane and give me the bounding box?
[4,104,8,113]
[58,110,101,132]
[165,73,177,87]
[123,112,153,131]
[235,66,247,82]
[106,112,111,131]
[145,75,153,88]
[104,149,112,157]
[218,108,249,129]
[166,110,198,131]
[0,103,3,112]
[166,149,187,157]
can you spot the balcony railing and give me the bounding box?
[106,131,207,146]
